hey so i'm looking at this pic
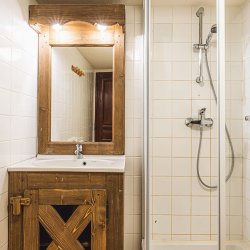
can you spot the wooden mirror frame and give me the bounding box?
[29,5,125,155]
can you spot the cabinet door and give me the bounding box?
[23,189,106,250]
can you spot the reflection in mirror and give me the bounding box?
[51,47,113,143]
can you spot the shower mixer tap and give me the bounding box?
[185,108,213,128]
[75,144,83,159]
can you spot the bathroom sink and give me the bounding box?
[8,155,125,173]
[33,158,114,168]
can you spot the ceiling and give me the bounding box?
[152,0,245,6]
[37,0,142,5]
[78,47,113,69]
[37,0,245,5]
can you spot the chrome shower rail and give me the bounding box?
[196,7,204,45]
[194,7,205,85]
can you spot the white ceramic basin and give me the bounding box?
[8,155,125,173]
[34,158,114,168]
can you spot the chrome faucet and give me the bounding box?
[185,108,213,128]
[75,144,83,159]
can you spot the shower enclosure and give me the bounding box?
[143,0,248,249]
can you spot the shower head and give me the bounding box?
[196,7,204,17]
[206,24,217,46]
[211,24,217,33]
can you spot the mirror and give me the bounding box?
[51,46,113,143]
[29,4,125,155]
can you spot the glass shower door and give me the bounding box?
[142,0,244,249]
[224,0,244,248]
[146,0,222,249]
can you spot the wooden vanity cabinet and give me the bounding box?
[8,172,124,250]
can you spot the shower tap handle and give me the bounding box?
[199,108,206,115]
[185,108,213,128]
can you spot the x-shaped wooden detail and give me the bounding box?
[38,202,95,250]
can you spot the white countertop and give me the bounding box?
[8,154,125,173]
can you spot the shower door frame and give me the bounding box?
[142,0,227,249]
[142,0,151,249]
[217,0,226,249]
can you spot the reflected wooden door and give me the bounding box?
[95,72,113,142]
[23,189,106,250]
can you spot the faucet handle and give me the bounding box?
[76,144,82,151]
[199,108,206,115]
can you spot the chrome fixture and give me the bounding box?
[196,7,204,45]
[194,23,217,85]
[206,24,217,46]
[75,144,83,159]
[185,108,213,128]
[194,7,205,85]
[245,116,250,121]
[201,28,235,189]
[193,7,217,86]
[191,8,235,189]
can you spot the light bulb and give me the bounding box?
[96,24,107,32]
[52,23,62,32]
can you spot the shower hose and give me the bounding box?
[196,49,235,189]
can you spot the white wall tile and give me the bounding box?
[152,100,172,118]
[172,43,192,61]
[152,62,172,80]
[172,158,191,176]
[172,196,190,215]
[192,197,210,215]
[153,138,172,157]
[0,218,8,248]
[172,177,191,195]
[172,81,191,100]
[152,158,171,176]
[172,138,191,157]
[153,177,171,195]
[0,61,11,90]
[0,89,11,115]
[230,24,242,43]
[152,82,172,99]
[126,24,135,43]
[191,216,210,235]
[172,216,190,234]
[153,215,171,234]
[172,100,191,118]
[152,119,172,137]
[126,6,135,24]
[153,196,171,215]
[153,7,173,24]
[0,193,8,222]
[173,24,191,42]
[153,24,172,43]
[172,119,191,138]
[173,7,191,24]
[153,43,172,61]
